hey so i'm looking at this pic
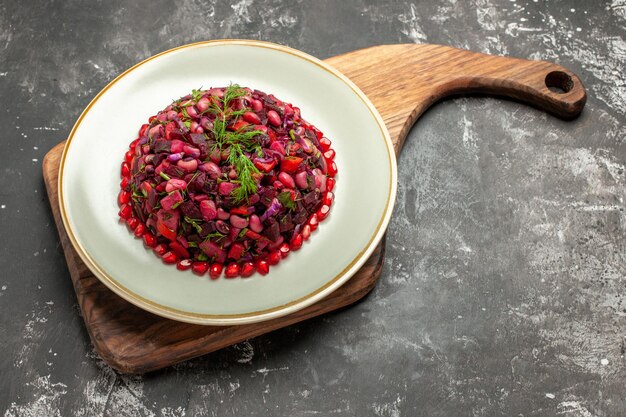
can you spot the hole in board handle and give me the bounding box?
[545,71,574,94]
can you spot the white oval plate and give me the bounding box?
[60,40,397,325]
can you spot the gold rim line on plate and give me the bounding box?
[58,39,397,325]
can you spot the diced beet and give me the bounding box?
[259,187,278,207]
[147,188,159,211]
[302,190,319,207]
[218,181,238,196]
[161,190,183,211]
[200,199,218,221]
[155,209,179,240]
[263,219,280,242]
[164,165,186,179]
[153,138,171,153]
[293,209,308,225]
[179,200,202,219]
[131,156,144,176]
[279,214,294,232]
[199,221,216,238]
[215,249,227,264]
[170,139,185,154]
[199,240,221,257]
[228,243,245,260]
[169,241,190,259]
[187,234,201,243]
[157,209,179,232]
[190,133,206,145]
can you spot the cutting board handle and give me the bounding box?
[433,49,586,119]
[326,44,587,154]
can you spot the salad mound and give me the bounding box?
[118,84,337,279]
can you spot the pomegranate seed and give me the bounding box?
[176,259,193,271]
[126,217,139,230]
[120,177,130,190]
[121,162,130,178]
[130,138,140,150]
[162,251,178,264]
[326,177,336,192]
[149,115,157,123]
[267,251,281,265]
[323,191,334,206]
[118,190,130,205]
[240,262,255,277]
[154,244,168,256]
[291,234,303,251]
[209,263,223,279]
[133,223,145,237]
[225,263,240,278]
[308,213,319,231]
[279,243,290,259]
[317,204,331,221]
[319,137,332,151]
[192,261,209,275]
[327,160,338,177]
[302,224,311,240]
[256,260,269,275]
[139,124,149,137]
[143,232,157,248]
[323,149,335,160]
[124,150,134,164]
[118,204,132,219]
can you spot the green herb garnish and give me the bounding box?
[207,83,267,204]
[278,191,296,211]
[228,142,261,204]
[191,87,204,102]
[222,83,246,109]
[203,231,226,242]
[183,216,203,234]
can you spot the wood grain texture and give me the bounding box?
[326,44,585,154]
[43,44,585,374]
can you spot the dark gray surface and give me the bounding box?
[1,0,625,415]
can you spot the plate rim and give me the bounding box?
[58,39,397,325]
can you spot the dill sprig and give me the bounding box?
[207,83,266,204]
[228,142,261,204]
[222,83,246,109]
[191,87,204,102]
[203,231,226,243]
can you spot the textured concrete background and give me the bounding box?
[1,0,625,416]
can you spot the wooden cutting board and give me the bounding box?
[43,44,586,374]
